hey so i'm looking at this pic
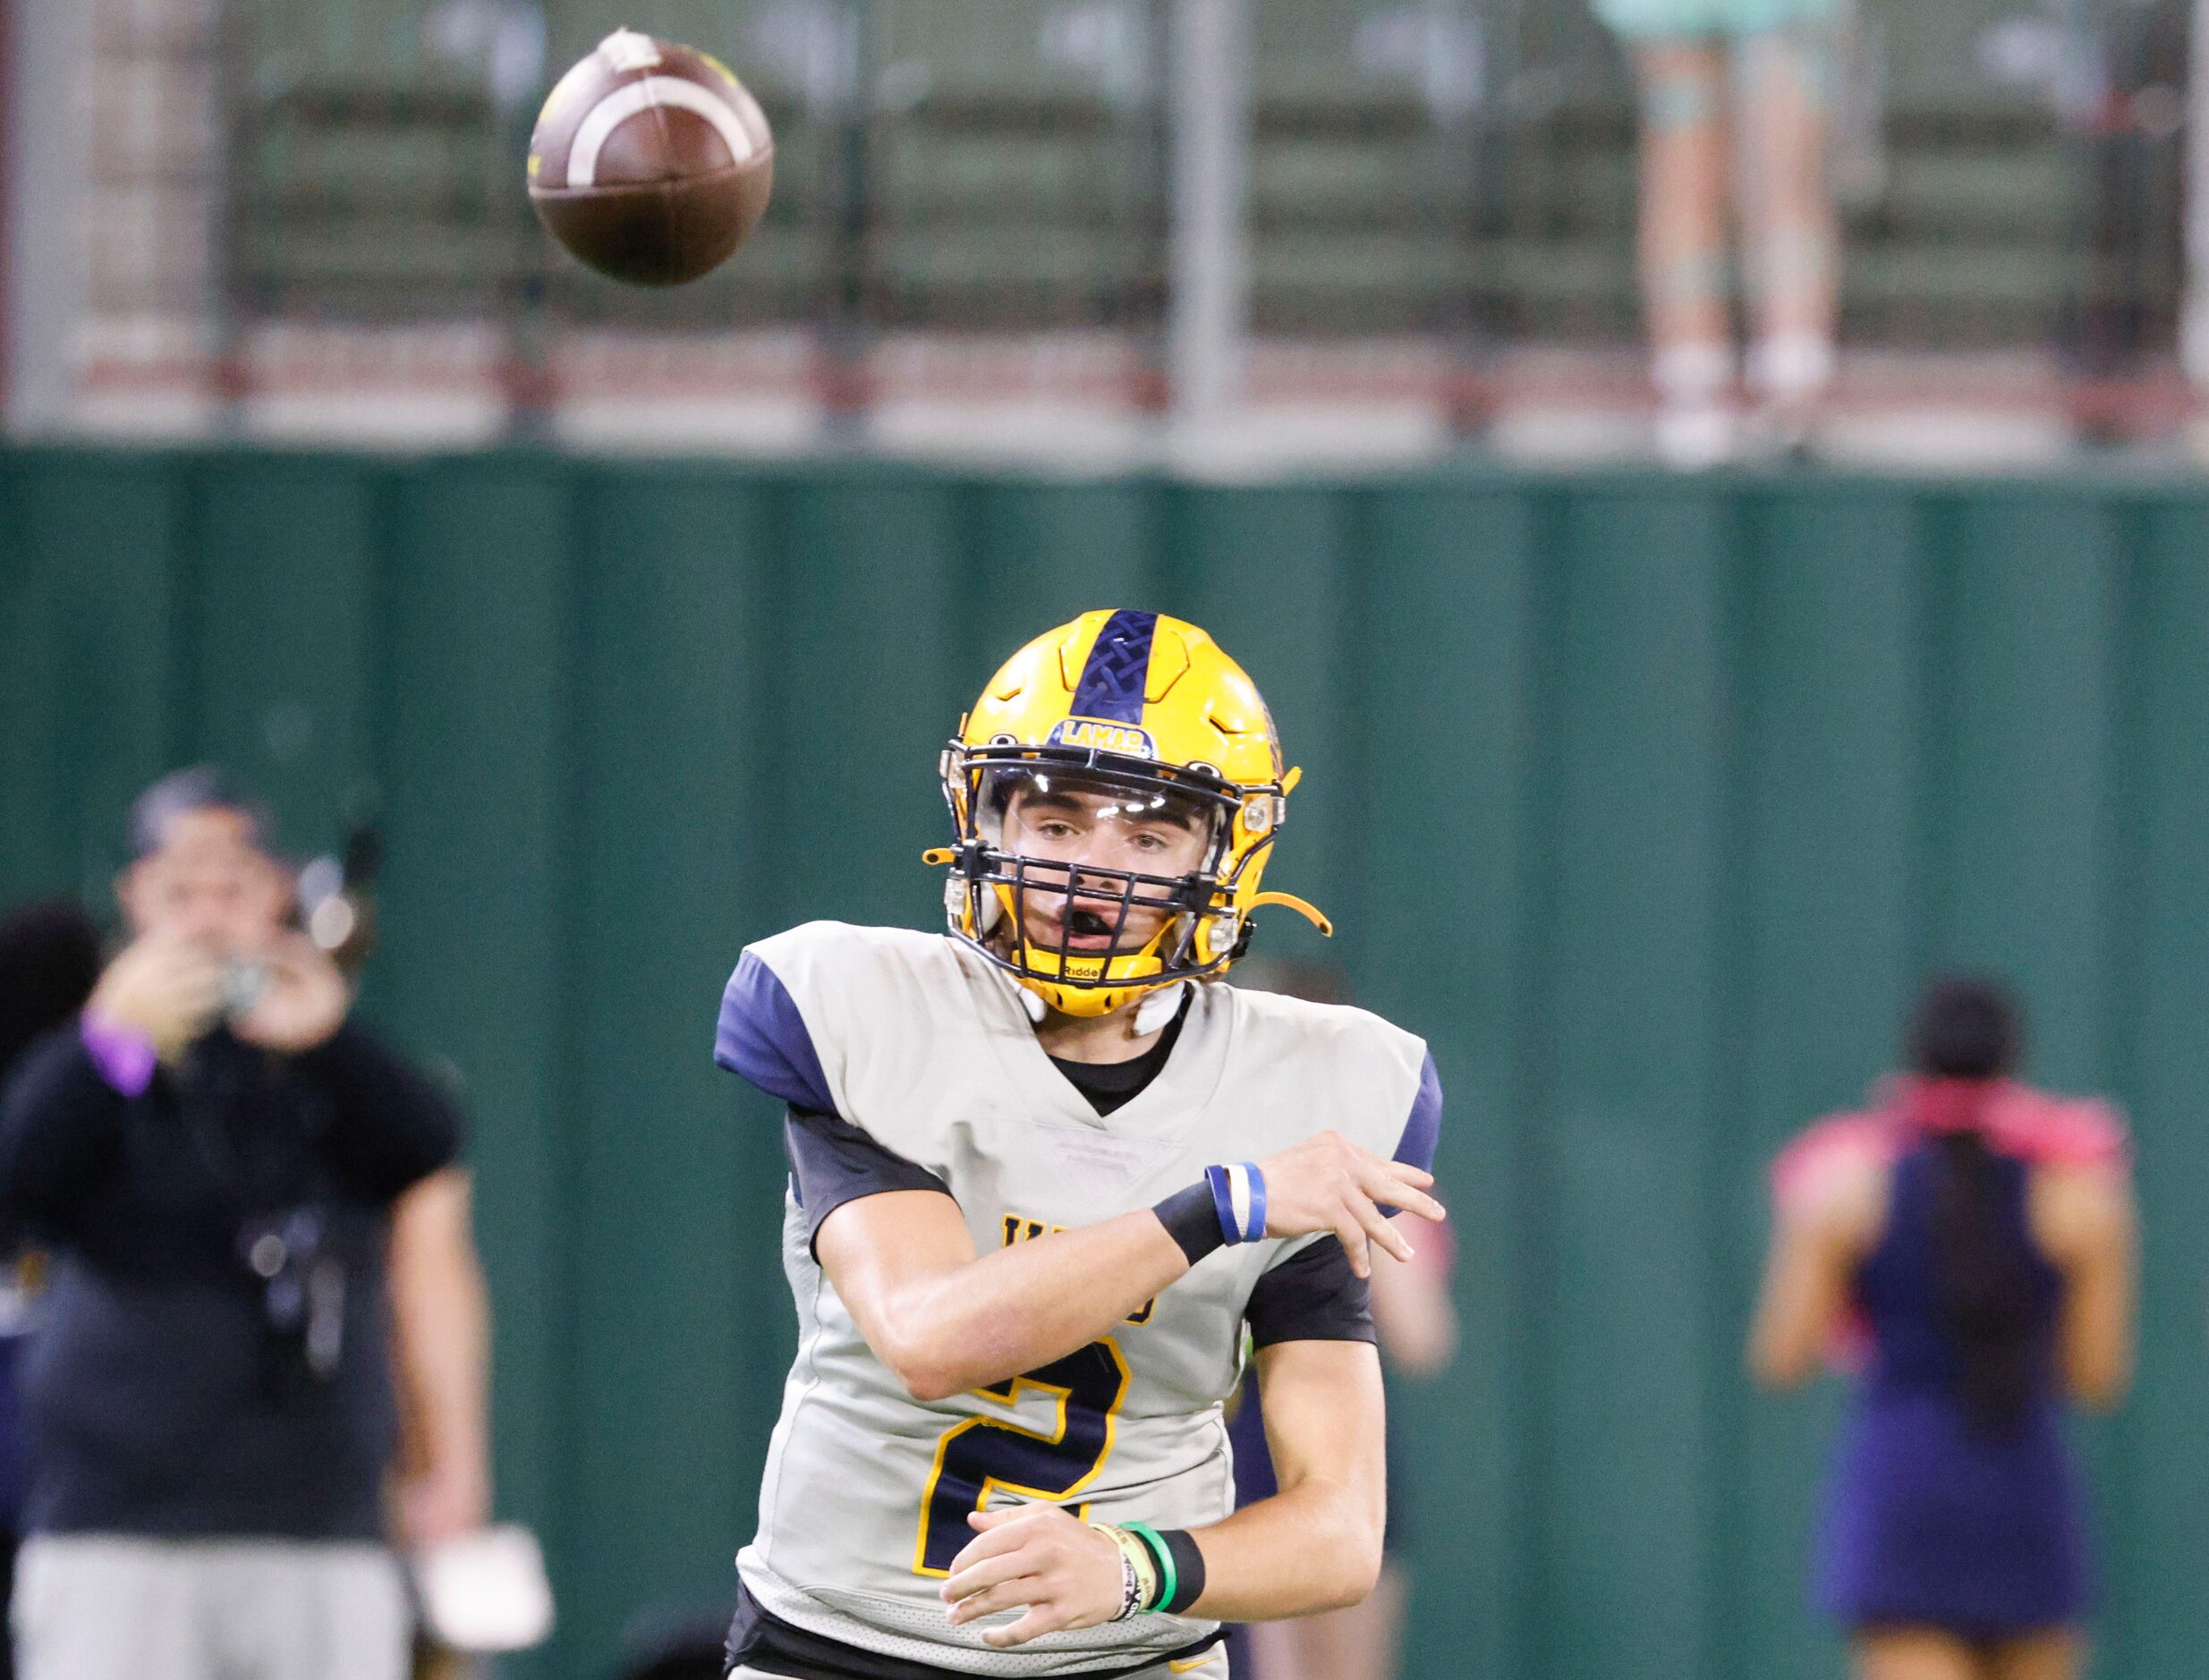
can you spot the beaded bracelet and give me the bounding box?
[1122,1522,1208,1616]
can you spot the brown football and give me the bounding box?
[527,29,774,287]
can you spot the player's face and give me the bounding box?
[998,780,1211,955]
[118,808,291,957]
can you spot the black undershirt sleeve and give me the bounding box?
[1244,1235,1376,1346]
[783,1106,954,1254]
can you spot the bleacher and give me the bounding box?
[222,0,2185,362]
[229,0,514,318]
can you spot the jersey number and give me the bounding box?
[913,1337,1131,1575]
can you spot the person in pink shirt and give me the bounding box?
[1752,979,2135,1680]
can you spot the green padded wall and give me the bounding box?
[4,447,2207,1680]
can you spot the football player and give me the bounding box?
[715,611,1446,1679]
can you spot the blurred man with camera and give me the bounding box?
[0,768,463,1680]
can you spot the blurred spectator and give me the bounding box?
[0,768,463,1680]
[0,892,497,1679]
[1750,978,2136,1680]
[0,904,105,1680]
[1597,0,1842,464]
[2067,0,2188,429]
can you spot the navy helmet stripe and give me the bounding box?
[1067,610,1159,725]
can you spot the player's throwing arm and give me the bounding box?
[821,1134,1438,1405]
[713,611,1448,1677]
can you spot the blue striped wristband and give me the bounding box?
[1203,1162,1267,1244]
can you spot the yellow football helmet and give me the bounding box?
[931,609,1330,1017]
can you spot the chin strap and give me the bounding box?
[1015,980,1185,1031]
[1247,891,1333,937]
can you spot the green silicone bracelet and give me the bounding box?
[1121,1521,1175,1614]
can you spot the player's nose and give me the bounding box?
[1068,854,1131,896]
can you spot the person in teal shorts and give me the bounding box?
[1597,0,1843,463]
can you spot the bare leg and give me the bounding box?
[1631,39,1737,465]
[1987,1631,2085,1680]
[1735,27,1839,438]
[1856,1628,1986,1680]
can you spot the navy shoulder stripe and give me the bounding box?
[715,950,837,1116]
[1394,1050,1441,1173]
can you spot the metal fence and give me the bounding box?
[216,0,2194,386]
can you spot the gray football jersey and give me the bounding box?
[714,922,1438,1676]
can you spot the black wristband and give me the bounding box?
[1159,1529,1207,1616]
[1152,1183,1225,1265]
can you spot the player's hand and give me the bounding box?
[1256,1130,1445,1278]
[233,931,351,1053]
[86,931,225,1060]
[940,1504,1124,1648]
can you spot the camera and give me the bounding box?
[237,1208,346,1388]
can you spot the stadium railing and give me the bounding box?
[201,0,2196,434]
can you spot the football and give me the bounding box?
[526,29,774,287]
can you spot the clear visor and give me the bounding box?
[979,768,1220,861]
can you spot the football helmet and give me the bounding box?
[930,609,1330,1018]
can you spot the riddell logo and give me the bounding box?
[1049,717,1155,758]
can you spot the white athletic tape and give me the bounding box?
[568,75,755,189]
[1226,1164,1253,1243]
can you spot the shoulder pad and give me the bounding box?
[713,922,948,1118]
[1221,986,1437,1164]
[1398,1049,1441,1172]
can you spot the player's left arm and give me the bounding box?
[939,1318,1390,1643]
[1188,1336,1389,1615]
[1168,1044,1434,1617]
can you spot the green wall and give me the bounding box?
[4,446,2207,1680]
